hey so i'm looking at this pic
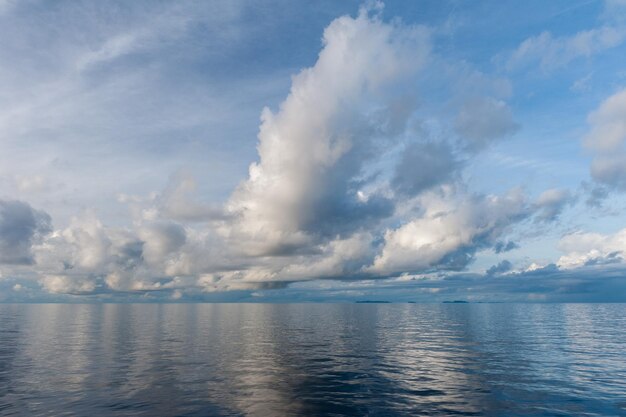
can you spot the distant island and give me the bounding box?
[442,300,469,304]
[353,301,420,304]
[355,300,391,304]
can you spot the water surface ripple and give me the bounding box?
[0,304,624,416]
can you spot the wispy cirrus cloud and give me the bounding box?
[505,26,626,72]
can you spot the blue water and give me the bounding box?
[0,304,625,416]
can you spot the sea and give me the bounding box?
[0,303,624,416]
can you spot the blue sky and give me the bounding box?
[2,0,626,302]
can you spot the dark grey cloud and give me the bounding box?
[255,263,626,303]
[111,240,144,271]
[454,97,520,150]
[494,241,519,253]
[581,181,609,208]
[486,260,513,276]
[0,200,51,265]
[391,142,461,197]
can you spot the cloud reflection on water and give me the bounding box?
[0,303,625,416]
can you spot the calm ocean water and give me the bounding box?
[0,303,625,416]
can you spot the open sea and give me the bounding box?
[0,303,624,416]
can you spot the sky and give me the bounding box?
[2,0,626,302]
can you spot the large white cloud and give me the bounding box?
[557,228,626,269]
[40,274,97,295]
[224,5,431,257]
[368,189,530,275]
[0,4,577,299]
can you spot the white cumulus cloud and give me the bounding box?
[584,88,626,190]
